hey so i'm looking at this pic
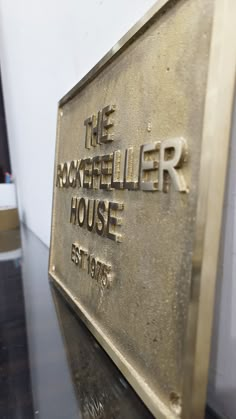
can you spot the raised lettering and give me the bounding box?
[139,142,160,191]
[158,137,188,192]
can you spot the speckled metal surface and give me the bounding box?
[49,0,236,418]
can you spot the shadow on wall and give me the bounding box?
[207,98,236,419]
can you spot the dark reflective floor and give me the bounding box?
[0,225,216,419]
[0,258,33,419]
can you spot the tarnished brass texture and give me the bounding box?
[49,1,236,418]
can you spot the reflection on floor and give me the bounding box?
[0,258,33,418]
[51,286,153,419]
[0,225,218,419]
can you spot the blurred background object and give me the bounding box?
[0,66,20,253]
[0,68,11,177]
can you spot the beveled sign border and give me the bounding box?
[49,1,236,418]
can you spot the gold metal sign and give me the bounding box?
[49,0,236,418]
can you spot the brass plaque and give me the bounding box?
[49,1,236,418]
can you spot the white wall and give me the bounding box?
[0,1,236,418]
[0,0,156,245]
